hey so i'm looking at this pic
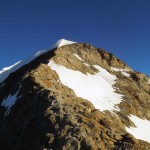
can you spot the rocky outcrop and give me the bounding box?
[0,42,150,149]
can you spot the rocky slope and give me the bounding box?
[0,39,150,150]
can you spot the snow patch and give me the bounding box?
[73,54,90,66]
[0,50,46,84]
[1,86,21,116]
[53,39,76,48]
[148,79,150,84]
[111,67,130,77]
[83,63,90,66]
[73,54,83,61]
[126,115,150,143]
[48,61,123,111]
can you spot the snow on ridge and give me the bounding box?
[126,115,150,143]
[0,39,76,84]
[1,86,21,116]
[53,39,76,48]
[0,50,46,84]
[0,61,21,74]
[48,60,123,112]
[111,67,130,77]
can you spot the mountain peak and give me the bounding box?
[0,41,150,149]
[53,39,76,48]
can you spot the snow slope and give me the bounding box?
[0,39,76,84]
[126,115,150,143]
[48,60,123,111]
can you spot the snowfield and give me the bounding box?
[126,115,150,143]
[48,60,123,111]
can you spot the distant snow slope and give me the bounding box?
[0,39,76,84]
[48,60,123,111]
[126,115,150,143]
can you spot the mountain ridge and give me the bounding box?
[0,40,150,150]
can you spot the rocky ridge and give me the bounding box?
[0,39,150,150]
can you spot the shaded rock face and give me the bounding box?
[0,43,150,150]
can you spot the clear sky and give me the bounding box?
[0,0,150,76]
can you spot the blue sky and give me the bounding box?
[0,0,150,76]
